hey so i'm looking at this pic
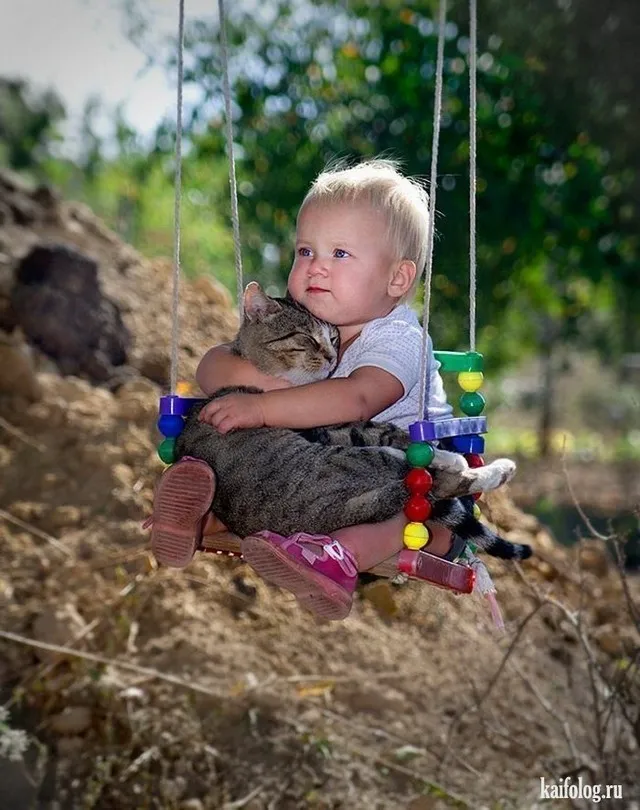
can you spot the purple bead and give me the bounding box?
[159,395,206,416]
[409,417,487,441]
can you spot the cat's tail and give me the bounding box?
[430,499,533,561]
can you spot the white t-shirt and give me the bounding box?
[332,304,452,430]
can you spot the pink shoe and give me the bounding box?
[147,458,215,568]
[241,532,358,621]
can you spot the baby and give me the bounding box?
[152,158,471,620]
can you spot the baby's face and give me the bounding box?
[287,200,399,340]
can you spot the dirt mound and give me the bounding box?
[0,168,238,393]
[0,175,638,809]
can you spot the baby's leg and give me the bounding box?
[148,458,216,568]
[334,514,454,571]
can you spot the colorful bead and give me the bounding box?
[403,522,430,550]
[406,442,435,467]
[409,417,487,442]
[157,414,184,438]
[450,434,485,454]
[403,494,432,522]
[404,467,433,494]
[459,392,486,416]
[433,351,484,373]
[157,437,177,464]
[458,371,484,392]
[473,503,482,519]
[465,453,485,500]
[465,453,485,468]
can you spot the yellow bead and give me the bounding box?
[403,522,430,550]
[473,503,482,519]
[458,371,484,392]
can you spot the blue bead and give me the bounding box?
[157,414,184,438]
[450,434,485,453]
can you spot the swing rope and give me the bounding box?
[217,0,245,314]
[169,0,478,403]
[169,0,186,396]
[468,0,478,353]
[418,0,479,419]
[418,0,448,421]
[169,0,244,396]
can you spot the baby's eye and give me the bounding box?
[334,248,350,259]
[297,247,312,257]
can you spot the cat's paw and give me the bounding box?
[469,458,516,493]
[430,449,468,473]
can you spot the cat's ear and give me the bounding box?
[243,281,282,321]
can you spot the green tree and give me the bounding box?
[0,78,65,172]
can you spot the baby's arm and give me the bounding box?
[196,344,292,395]
[199,368,404,432]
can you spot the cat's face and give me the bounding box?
[238,282,339,385]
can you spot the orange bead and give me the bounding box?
[404,467,433,495]
[403,494,432,522]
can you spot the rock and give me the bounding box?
[116,377,159,423]
[181,800,205,810]
[576,540,610,577]
[9,243,131,385]
[591,624,638,657]
[0,334,42,400]
[46,505,82,531]
[50,706,93,735]
[31,609,84,662]
[592,600,620,626]
[56,736,85,756]
[137,348,170,386]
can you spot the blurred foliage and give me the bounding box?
[0,78,65,171]
[0,0,638,383]
[167,0,637,372]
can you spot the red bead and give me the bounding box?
[473,493,482,502]
[403,495,432,522]
[465,453,485,468]
[404,467,433,495]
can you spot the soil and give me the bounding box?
[0,170,638,810]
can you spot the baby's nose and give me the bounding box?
[309,257,329,275]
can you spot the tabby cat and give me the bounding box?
[176,283,531,561]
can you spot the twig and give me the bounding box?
[612,539,640,631]
[0,629,224,699]
[0,414,45,451]
[509,658,580,768]
[319,706,482,779]
[223,785,263,809]
[342,742,471,809]
[439,599,545,774]
[560,449,612,542]
[0,508,73,557]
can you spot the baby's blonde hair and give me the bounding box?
[299,158,430,303]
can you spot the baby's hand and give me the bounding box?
[198,393,266,433]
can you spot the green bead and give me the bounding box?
[406,442,435,467]
[459,391,486,416]
[433,351,484,373]
[157,437,177,464]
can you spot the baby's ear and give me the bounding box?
[243,281,282,320]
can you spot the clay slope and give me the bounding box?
[0,173,637,809]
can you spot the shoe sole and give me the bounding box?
[151,461,215,568]
[241,534,353,620]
